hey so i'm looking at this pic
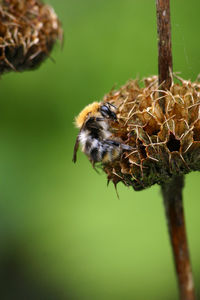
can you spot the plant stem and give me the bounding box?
[156,0,172,113]
[156,1,195,299]
[161,176,195,300]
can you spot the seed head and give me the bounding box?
[102,75,200,190]
[0,0,63,73]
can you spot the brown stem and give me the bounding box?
[161,176,195,300]
[156,1,195,299]
[156,0,173,113]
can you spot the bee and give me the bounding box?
[73,101,132,165]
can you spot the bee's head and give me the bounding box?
[99,103,117,121]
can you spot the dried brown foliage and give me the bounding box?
[0,0,62,73]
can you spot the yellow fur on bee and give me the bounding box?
[102,152,110,163]
[75,102,100,128]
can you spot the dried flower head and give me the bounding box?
[0,0,63,73]
[76,75,200,191]
[102,75,200,190]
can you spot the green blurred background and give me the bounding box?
[0,0,200,299]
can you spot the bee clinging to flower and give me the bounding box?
[73,76,200,191]
[73,102,132,165]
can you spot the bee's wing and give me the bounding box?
[72,135,80,163]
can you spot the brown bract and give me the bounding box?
[0,0,62,73]
[102,75,200,190]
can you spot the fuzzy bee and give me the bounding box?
[73,102,132,165]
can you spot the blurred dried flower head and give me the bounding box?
[78,75,200,191]
[0,0,62,73]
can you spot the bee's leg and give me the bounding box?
[114,182,120,199]
[104,139,133,151]
[90,160,100,174]
[72,135,80,163]
[120,144,133,151]
[103,140,120,147]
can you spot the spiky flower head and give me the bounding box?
[0,0,62,73]
[101,75,200,190]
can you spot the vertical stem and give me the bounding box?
[156,0,172,112]
[161,176,195,300]
[156,1,195,299]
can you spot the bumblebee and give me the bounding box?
[73,102,132,164]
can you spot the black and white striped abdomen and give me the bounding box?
[79,131,122,163]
